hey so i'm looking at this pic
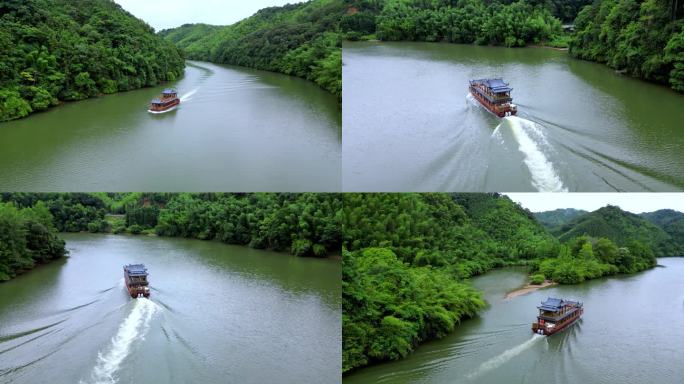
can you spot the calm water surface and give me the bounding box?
[0,234,341,384]
[0,61,341,191]
[343,259,684,384]
[343,42,684,192]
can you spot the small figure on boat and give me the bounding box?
[148,88,180,113]
[469,78,517,117]
[123,264,150,298]
[532,297,583,335]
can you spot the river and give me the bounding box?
[0,234,341,384]
[343,42,684,192]
[343,258,684,384]
[0,61,341,192]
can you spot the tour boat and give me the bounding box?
[148,88,180,113]
[123,264,150,298]
[532,297,583,335]
[469,78,517,117]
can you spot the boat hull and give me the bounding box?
[469,87,517,118]
[148,99,180,114]
[532,307,583,335]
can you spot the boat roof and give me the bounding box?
[125,264,148,276]
[472,78,512,93]
[162,88,177,94]
[538,297,564,311]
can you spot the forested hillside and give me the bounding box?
[570,0,684,92]
[535,208,589,229]
[640,209,684,253]
[552,205,682,256]
[1,193,342,258]
[342,194,676,373]
[341,0,589,47]
[159,0,344,98]
[0,202,66,281]
[0,0,185,122]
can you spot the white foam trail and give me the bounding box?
[84,299,160,384]
[467,334,544,380]
[497,116,567,192]
[180,88,198,102]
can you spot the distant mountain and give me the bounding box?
[552,206,681,256]
[535,208,588,230]
[159,0,344,97]
[640,210,684,255]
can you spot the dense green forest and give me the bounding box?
[0,202,66,281]
[342,193,678,373]
[570,0,684,92]
[341,0,593,47]
[159,0,344,98]
[0,193,342,258]
[0,0,185,122]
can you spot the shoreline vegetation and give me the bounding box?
[0,0,185,122]
[341,0,684,93]
[342,193,683,374]
[159,0,344,100]
[0,193,342,282]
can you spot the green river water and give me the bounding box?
[344,258,684,384]
[0,234,341,384]
[0,61,341,192]
[343,42,684,192]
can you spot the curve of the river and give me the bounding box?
[343,258,684,384]
[343,42,684,192]
[0,234,341,384]
[0,61,341,192]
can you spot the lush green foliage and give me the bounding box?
[1,193,342,258]
[343,0,566,47]
[343,247,485,372]
[159,0,344,98]
[530,273,546,284]
[0,0,185,122]
[0,202,66,281]
[552,205,683,256]
[570,0,684,92]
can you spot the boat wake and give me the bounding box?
[493,116,567,192]
[466,334,544,380]
[180,88,198,102]
[83,299,160,384]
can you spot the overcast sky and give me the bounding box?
[505,193,684,214]
[113,0,296,31]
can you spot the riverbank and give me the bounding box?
[504,280,556,299]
